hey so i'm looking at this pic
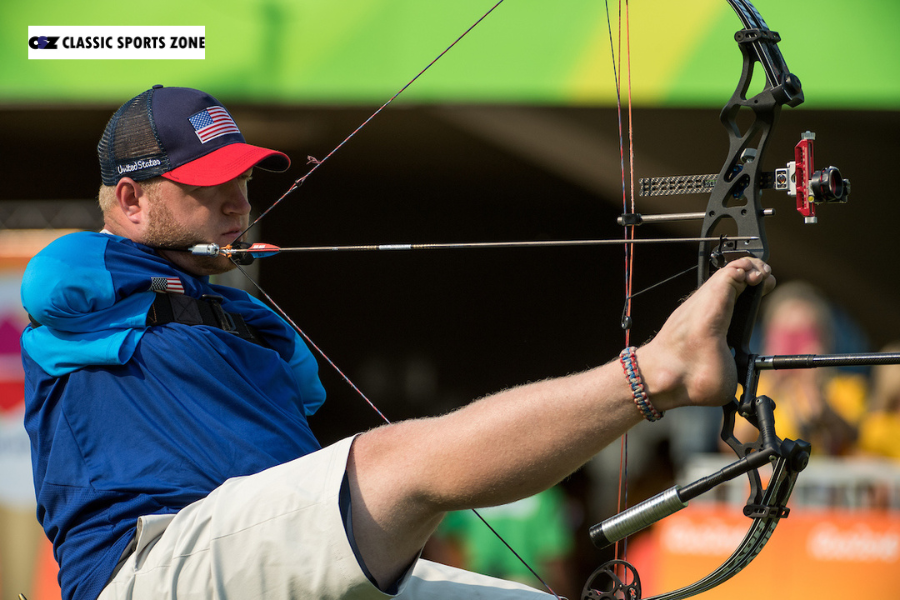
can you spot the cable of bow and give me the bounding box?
[603,0,636,586]
[235,0,507,243]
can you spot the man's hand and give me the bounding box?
[638,257,776,413]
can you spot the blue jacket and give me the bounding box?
[21,232,326,600]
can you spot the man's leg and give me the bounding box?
[346,258,775,588]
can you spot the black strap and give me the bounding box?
[28,293,268,348]
[146,292,268,348]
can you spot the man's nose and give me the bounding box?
[222,179,251,215]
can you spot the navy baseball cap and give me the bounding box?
[98,85,290,187]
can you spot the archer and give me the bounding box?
[21,85,775,600]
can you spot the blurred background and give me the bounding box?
[2,1,899,599]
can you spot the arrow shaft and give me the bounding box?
[223,236,760,256]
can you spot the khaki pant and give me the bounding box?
[98,437,552,599]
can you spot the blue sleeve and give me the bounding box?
[245,294,326,415]
[22,232,145,329]
[20,232,155,376]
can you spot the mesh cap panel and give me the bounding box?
[98,89,171,185]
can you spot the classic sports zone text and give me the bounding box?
[29,36,205,50]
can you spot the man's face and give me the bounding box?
[143,170,253,276]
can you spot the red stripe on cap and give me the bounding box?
[162,143,290,187]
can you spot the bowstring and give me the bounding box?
[233,263,391,424]
[236,0,507,243]
[233,252,562,600]
[228,3,563,597]
[622,0,636,580]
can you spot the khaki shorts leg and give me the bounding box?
[98,436,554,600]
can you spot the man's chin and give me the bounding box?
[198,259,238,276]
[189,256,238,276]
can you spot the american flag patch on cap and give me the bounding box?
[150,277,185,294]
[188,106,241,143]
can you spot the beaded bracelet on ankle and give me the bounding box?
[619,346,663,422]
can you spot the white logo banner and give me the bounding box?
[28,26,205,60]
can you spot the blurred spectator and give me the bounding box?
[425,486,576,598]
[858,342,900,459]
[741,281,867,455]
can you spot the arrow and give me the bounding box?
[187,235,761,258]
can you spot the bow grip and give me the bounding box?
[727,281,764,378]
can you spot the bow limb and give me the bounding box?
[649,465,799,600]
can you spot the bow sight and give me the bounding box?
[774,131,850,223]
[634,130,850,228]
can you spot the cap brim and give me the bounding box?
[162,143,290,187]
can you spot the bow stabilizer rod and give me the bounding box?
[588,395,808,550]
[756,352,900,370]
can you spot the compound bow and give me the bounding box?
[581,1,900,599]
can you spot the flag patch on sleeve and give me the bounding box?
[150,277,185,294]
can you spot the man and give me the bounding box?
[21,86,775,600]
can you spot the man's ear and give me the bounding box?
[115,178,147,224]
